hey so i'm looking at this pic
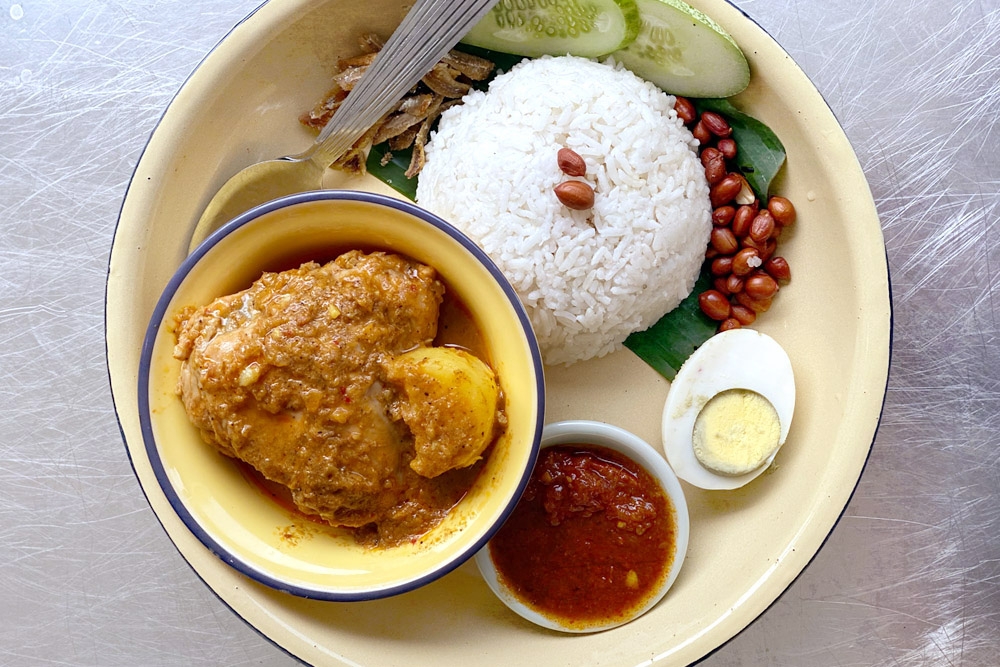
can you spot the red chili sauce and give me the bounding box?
[489,444,677,628]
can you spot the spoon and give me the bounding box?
[187,0,499,253]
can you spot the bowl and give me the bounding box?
[475,420,690,633]
[137,190,545,600]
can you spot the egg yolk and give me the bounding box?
[692,389,780,476]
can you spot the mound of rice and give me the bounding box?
[416,55,711,365]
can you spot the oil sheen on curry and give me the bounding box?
[489,444,676,628]
[171,249,506,548]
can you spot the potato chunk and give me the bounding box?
[387,347,500,478]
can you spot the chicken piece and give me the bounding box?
[173,251,451,538]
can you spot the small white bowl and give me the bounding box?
[475,420,690,633]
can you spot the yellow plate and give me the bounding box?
[107,0,891,664]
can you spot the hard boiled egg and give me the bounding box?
[662,329,795,490]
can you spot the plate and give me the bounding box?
[106,0,891,664]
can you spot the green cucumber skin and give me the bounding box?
[462,0,641,58]
[613,0,749,98]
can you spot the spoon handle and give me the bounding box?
[304,0,499,168]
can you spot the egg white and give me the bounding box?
[662,329,795,490]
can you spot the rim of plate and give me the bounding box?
[103,0,894,661]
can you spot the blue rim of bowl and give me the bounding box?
[136,189,546,601]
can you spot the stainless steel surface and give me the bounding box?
[2,0,997,665]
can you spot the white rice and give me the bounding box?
[416,55,711,365]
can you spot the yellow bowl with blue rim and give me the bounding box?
[138,190,545,600]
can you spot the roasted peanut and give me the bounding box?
[749,210,776,243]
[717,138,737,160]
[692,120,712,144]
[744,272,779,300]
[764,256,792,282]
[693,104,797,334]
[710,174,743,208]
[710,227,739,255]
[701,111,732,138]
[732,204,756,238]
[712,205,736,227]
[674,96,696,124]
[767,196,796,226]
[731,247,761,276]
[711,256,734,277]
[760,239,777,262]
[735,291,772,313]
[731,304,757,326]
[741,235,767,253]
[557,147,587,177]
[699,290,732,321]
[553,180,594,210]
[701,147,727,185]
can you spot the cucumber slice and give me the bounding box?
[461,0,641,58]
[612,0,749,97]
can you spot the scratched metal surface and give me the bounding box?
[2,0,998,664]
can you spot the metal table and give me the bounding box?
[2,0,997,664]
